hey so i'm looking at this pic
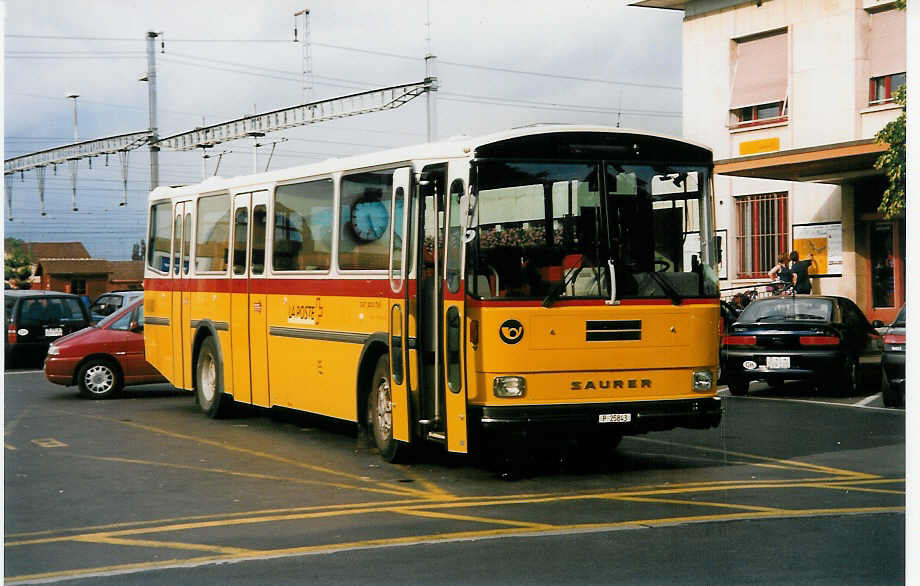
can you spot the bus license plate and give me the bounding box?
[44,327,63,338]
[766,356,790,369]
[599,413,631,423]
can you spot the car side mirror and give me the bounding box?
[130,321,143,333]
[871,320,884,329]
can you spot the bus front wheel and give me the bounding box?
[367,354,407,463]
[196,337,231,418]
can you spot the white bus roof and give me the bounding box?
[148,124,712,202]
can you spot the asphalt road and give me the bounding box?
[4,369,905,584]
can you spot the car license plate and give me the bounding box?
[766,356,790,369]
[599,413,631,423]
[44,327,63,338]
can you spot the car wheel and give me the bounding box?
[367,354,408,463]
[881,369,904,408]
[728,380,749,396]
[77,358,123,399]
[838,355,859,396]
[196,337,233,418]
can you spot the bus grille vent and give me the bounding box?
[585,320,641,341]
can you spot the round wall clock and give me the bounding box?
[350,198,390,242]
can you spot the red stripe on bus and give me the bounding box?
[145,277,393,297]
[145,277,716,306]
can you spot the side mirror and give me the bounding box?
[130,321,143,333]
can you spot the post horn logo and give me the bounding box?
[499,319,524,345]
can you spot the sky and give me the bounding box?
[2,0,685,260]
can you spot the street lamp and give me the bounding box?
[65,92,80,211]
[65,92,79,142]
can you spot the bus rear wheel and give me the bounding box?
[196,337,232,418]
[367,354,407,463]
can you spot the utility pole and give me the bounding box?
[66,92,79,142]
[293,9,313,102]
[141,31,160,189]
[66,92,79,210]
[424,1,438,142]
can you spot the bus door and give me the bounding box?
[231,191,271,407]
[249,192,270,406]
[387,168,411,443]
[442,163,469,453]
[416,162,468,453]
[170,202,190,388]
[230,195,252,404]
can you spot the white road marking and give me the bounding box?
[855,393,882,407]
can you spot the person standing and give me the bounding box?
[790,250,816,294]
[768,252,792,293]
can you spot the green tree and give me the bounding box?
[874,0,907,218]
[4,238,33,289]
[875,85,906,218]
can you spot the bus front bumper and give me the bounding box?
[472,397,722,435]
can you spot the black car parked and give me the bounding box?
[5,290,91,367]
[721,295,881,396]
[881,305,906,408]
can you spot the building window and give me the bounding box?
[735,193,788,279]
[729,29,788,129]
[732,101,787,127]
[868,8,905,106]
[70,279,87,295]
[869,72,905,105]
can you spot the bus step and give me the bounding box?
[427,431,446,443]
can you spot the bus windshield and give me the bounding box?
[469,160,719,302]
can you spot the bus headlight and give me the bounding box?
[692,369,714,392]
[47,344,60,356]
[493,376,526,398]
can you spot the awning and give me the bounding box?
[713,139,887,184]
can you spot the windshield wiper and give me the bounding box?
[647,271,682,305]
[542,258,585,308]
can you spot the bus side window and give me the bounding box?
[251,205,267,275]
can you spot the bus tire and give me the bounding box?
[367,353,407,463]
[196,336,232,418]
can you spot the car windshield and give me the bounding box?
[892,306,906,326]
[737,298,833,323]
[468,160,719,302]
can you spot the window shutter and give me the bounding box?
[730,31,788,109]
[869,9,905,78]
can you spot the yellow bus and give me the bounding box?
[143,125,722,462]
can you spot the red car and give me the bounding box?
[44,299,166,398]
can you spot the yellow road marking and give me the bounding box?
[72,454,425,498]
[5,405,33,437]
[6,506,905,585]
[74,534,257,555]
[394,464,455,499]
[66,410,438,499]
[392,507,555,530]
[629,436,879,480]
[608,495,785,513]
[31,438,68,448]
[811,483,906,495]
[8,475,904,548]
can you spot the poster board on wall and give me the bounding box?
[792,222,842,277]
[683,230,728,280]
